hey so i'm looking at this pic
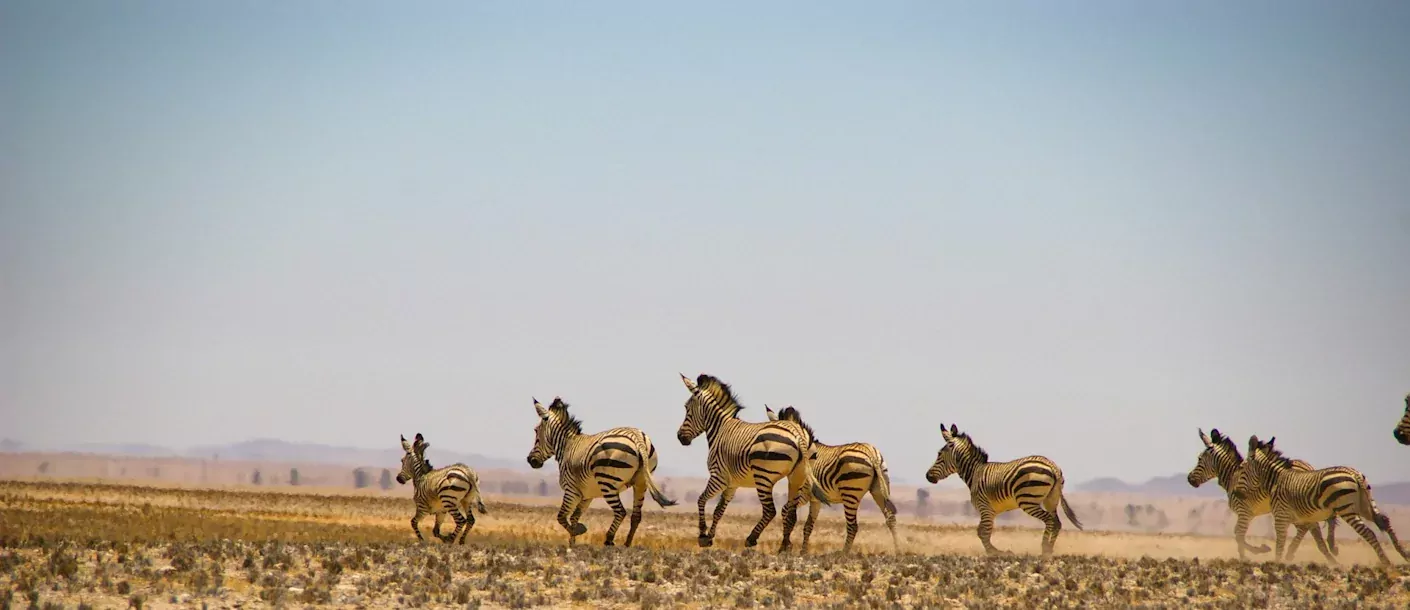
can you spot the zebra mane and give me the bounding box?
[696,374,745,417]
[548,397,584,434]
[1209,431,1242,462]
[776,406,818,444]
[1253,439,1295,470]
[952,431,989,463]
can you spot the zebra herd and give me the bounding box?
[392,379,1410,566]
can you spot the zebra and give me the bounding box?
[1243,435,1409,565]
[765,405,898,553]
[526,397,677,546]
[1395,394,1410,445]
[1186,427,1338,560]
[675,373,830,552]
[395,433,488,544]
[925,423,1083,556]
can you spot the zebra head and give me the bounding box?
[1188,428,1240,488]
[1395,394,1410,446]
[677,373,741,446]
[528,397,582,468]
[396,433,430,484]
[1243,434,1290,491]
[927,423,985,484]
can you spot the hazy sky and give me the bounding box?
[3,2,1408,486]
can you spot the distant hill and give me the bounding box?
[1079,473,1234,498]
[0,439,24,453]
[184,438,524,471]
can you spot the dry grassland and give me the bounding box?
[2,480,1408,609]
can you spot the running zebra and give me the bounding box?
[766,405,898,553]
[1187,428,1338,560]
[1395,394,1410,445]
[925,423,1083,556]
[395,433,488,544]
[676,373,829,552]
[526,397,677,546]
[1243,435,1409,566]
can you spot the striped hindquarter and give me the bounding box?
[926,423,1083,557]
[766,405,897,553]
[1395,394,1410,445]
[397,433,488,544]
[528,398,675,546]
[1187,428,1337,560]
[677,374,829,552]
[1245,436,1408,566]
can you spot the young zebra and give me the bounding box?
[395,433,489,544]
[765,405,898,554]
[1244,435,1408,565]
[676,373,830,552]
[526,397,677,546]
[1394,394,1410,445]
[1187,428,1337,560]
[925,423,1083,556]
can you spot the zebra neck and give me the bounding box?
[705,415,743,445]
[1213,460,1241,492]
[955,455,985,486]
[548,428,581,458]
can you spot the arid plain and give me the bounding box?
[3,452,1409,609]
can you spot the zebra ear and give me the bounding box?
[941,424,953,442]
[533,397,548,419]
[1199,428,1212,447]
[765,405,777,421]
[1247,435,1260,454]
[950,423,959,436]
[401,435,413,452]
[680,373,697,392]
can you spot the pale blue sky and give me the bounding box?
[2,1,1408,485]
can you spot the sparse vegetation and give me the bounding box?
[1,479,1407,608]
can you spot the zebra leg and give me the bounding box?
[778,467,810,554]
[410,510,425,542]
[556,496,587,545]
[745,484,779,550]
[873,491,899,552]
[1342,515,1392,566]
[800,498,820,554]
[431,513,447,542]
[705,487,736,544]
[1271,513,1290,562]
[1022,504,1060,557]
[1305,523,1337,565]
[1370,510,1409,561]
[1233,510,1269,560]
[977,507,1008,555]
[1325,516,1338,557]
[841,495,862,554]
[602,493,628,546]
[443,501,470,546]
[622,479,647,548]
[695,475,728,547]
[1285,524,1310,560]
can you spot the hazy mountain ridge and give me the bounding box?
[1078,474,1410,505]
[1,438,523,472]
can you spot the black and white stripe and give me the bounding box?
[1244,435,1408,566]
[766,405,897,553]
[1186,428,1337,560]
[396,433,488,544]
[1394,394,1410,446]
[526,397,676,546]
[676,373,829,552]
[925,423,1083,556]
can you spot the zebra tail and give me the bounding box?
[470,474,489,514]
[806,463,833,507]
[871,456,896,514]
[644,471,678,508]
[1060,495,1084,531]
[1364,485,1409,560]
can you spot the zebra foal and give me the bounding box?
[925,423,1082,556]
[526,397,676,546]
[766,405,898,553]
[1186,427,1337,560]
[1244,435,1408,566]
[395,433,488,544]
[676,373,829,552]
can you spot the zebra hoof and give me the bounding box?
[744,536,759,548]
[603,539,615,547]
[1249,544,1272,554]
[698,536,714,548]
[570,523,588,536]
